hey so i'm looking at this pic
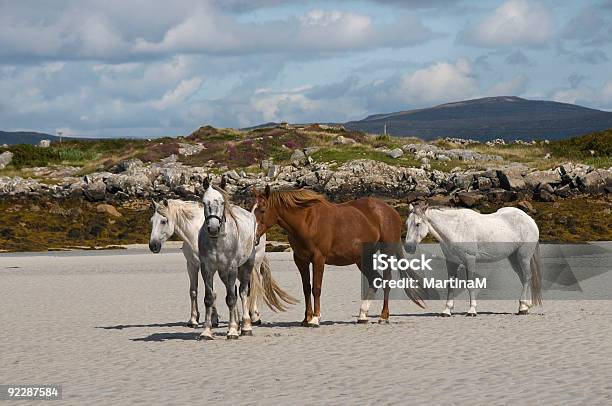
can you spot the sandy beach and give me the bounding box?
[1,247,611,405]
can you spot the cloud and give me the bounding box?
[486,73,529,95]
[568,49,609,65]
[561,5,611,46]
[149,77,203,110]
[0,1,435,63]
[550,80,612,110]
[505,50,530,65]
[457,0,555,48]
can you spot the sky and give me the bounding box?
[1,0,611,138]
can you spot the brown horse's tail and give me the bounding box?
[258,256,299,312]
[399,246,426,309]
[530,242,543,306]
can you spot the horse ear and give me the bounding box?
[220,175,227,190]
[203,176,210,190]
[151,199,159,211]
[408,203,414,213]
[264,184,270,198]
[162,198,168,207]
[251,186,260,198]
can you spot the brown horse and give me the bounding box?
[253,186,424,326]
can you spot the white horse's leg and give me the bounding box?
[442,261,459,317]
[186,260,200,328]
[239,258,254,336]
[220,268,240,339]
[358,263,378,323]
[199,263,216,340]
[465,257,478,316]
[510,251,533,315]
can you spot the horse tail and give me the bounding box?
[530,242,543,306]
[258,256,299,312]
[399,246,426,309]
[249,262,263,310]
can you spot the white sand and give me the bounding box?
[1,249,611,405]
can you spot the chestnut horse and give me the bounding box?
[253,186,424,326]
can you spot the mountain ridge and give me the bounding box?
[345,96,612,141]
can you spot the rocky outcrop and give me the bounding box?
[402,144,502,162]
[1,155,610,205]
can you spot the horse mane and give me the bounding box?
[267,189,331,210]
[156,199,201,222]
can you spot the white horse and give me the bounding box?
[149,199,296,329]
[404,204,542,316]
[198,180,262,339]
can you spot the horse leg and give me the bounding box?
[249,262,262,326]
[379,267,391,324]
[441,261,459,317]
[239,254,255,336]
[198,263,216,340]
[510,251,533,315]
[211,288,219,328]
[465,256,478,316]
[294,255,313,327]
[220,268,239,339]
[187,260,200,328]
[309,255,325,327]
[356,262,380,324]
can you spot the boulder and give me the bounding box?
[523,170,561,189]
[577,169,612,194]
[486,188,516,203]
[0,151,13,169]
[386,148,404,159]
[96,204,122,218]
[517,200,536,214]
[497,168,527,190]
[117,159,144,173]
[456,191,486,208]
[333,135,356,145]
[290,149,309,166]
[83,181,106,201]
[477,177,492,190]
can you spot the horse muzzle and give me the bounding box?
[404,242,416,254]
[149,240,161,253]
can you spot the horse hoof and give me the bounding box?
[241,330,253,336]
[251,319,262,326]
[187,321,199,328]
[307,323,320,328]
[517,310,529,315]
[439,313,451,317]
[198,334,214,341]
[357,319,369,324]
[227,334,239,340]
[466,313,477,317]
[378,318,389,324]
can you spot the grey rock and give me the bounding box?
[386,148,404,159]
[577,169,612,194]
[456,191,485,208]
[523,170,561,189]
[83,180,106,201]
[0,151,13,169]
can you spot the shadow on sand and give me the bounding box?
[95,321,187,330]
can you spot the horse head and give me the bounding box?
[252,184,277,241]
[202,178,226,238]
[404,202,429,254]
[149,199,174,253]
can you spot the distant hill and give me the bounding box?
[0,131,61,145]
[344,96,612,141]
